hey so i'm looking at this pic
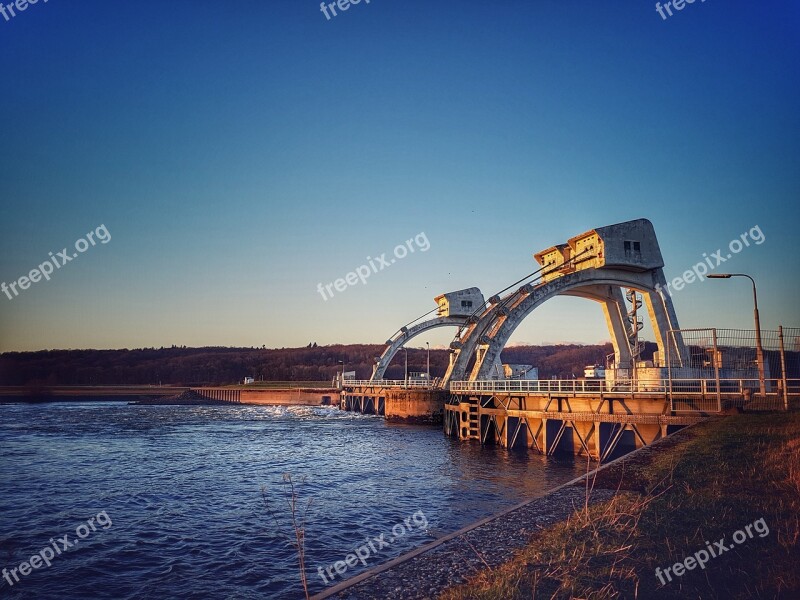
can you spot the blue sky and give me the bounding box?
[0,0,798,352]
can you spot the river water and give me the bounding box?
[0,401,586,599]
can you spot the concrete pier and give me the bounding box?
[340,384,447,424]
[444,390,702,460]
[385,389,446,424]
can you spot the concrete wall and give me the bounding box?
[195,388,338,406]
[240,389,338,406]
[385,389,447,424]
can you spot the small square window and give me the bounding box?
[624,240,641,259]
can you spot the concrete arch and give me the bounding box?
[559,285,634,370]
[443,267,686,384]
[370,316,468,381]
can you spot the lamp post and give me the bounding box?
[707,273,766,398]
[338,360,344,389]
[403,348,408,389]
[426,342,430,384]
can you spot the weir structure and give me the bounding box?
[340,218,799,459]
[443,219,685,384]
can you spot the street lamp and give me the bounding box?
[338,360,344,389]
[426,342,430,384]
[403,348,408,389]
[707,273,766,397]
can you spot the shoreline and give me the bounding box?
[312,412,800,599]
[311,422,704,600]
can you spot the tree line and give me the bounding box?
[0,343,623,387]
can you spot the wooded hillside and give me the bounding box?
[0,342,651,387]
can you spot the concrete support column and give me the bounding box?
[541,418,549,454]
[602,287,634,368]
[647,270,689,366]
[592,421,601,460]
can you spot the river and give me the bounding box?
[0,401,586,599]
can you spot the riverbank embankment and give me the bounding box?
[316,412,800,599]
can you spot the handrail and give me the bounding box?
[343,378,800,395]
[448,378,800,395]
[346,380,433,388]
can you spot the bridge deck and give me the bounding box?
[344,378,793,410]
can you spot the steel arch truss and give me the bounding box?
[443,267,688,384]
[370,316,468,382]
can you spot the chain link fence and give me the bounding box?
[664,327,799,412]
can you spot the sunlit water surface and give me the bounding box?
[0,402,586,599]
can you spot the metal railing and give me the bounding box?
[451,379,612,393]
[346,377,800,397]
[449,378,800,396]
[344,379,433,388]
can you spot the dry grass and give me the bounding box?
[441,412,800,600]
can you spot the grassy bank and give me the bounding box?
[441,412,800,599]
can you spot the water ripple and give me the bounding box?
[0,401,583,599]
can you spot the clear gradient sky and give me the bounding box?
[1,0,798,352]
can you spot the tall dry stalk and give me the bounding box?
[261,473,313,600]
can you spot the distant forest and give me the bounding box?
[0,342,654,387]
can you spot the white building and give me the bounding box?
[503,364,539,380]
[583,365,605,379]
